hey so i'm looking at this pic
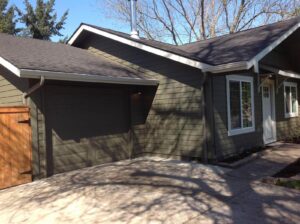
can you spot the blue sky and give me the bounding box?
[9,0,129,41]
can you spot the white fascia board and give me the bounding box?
[68,25,213,71]
[203,61,251,74]
[248,22,300,72]
[0,57,21,76]
[20,69,159,86]
[260,64,300,79]
[202,22,300,74]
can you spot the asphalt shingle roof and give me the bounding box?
[80,16,300,66]
[0,33,147,80]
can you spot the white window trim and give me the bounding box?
[226,75,255,136]
[284,81,298,118]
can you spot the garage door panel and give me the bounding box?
[45,85,131,174]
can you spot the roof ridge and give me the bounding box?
[180,16,300,47]
[81,22,178,47]
[82,17,300,47]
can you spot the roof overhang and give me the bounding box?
[68,24,213,71]
[0,57,158,86]
[260,64,300,79]
[69,22,300,74]
[204,21,300,74]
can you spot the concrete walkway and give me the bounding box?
[0,143,300,224]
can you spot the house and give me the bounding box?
[0,14,300,189]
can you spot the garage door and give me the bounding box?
[45,85,131,174]
[0,107,32,190]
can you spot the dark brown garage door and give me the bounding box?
[0,107,32,190]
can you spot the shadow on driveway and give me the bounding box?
[0,143,300,224]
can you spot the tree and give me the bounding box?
[58,35,68,44]
[98,0,300,45]
[18,0,68,40]
[0,0,18,34]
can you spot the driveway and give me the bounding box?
[0,143,300,224]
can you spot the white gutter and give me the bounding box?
[0,56,159,86]
[68,25,213,71]
[20,69,159,86]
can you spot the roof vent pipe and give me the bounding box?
[129,0,139,39]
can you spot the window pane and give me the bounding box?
[230,81,241,129]
[291,86,297,113]
[242,82,252,128]
[285,86,291,114]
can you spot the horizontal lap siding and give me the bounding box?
[276,78,300,139]
[0,67,28,106]
[212,74,263,159]
[45,85,131,174]
[82,34,206,159]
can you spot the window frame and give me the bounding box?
[226,75,255,136]
[284,81,298,118]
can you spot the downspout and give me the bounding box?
[202,72,208,163]
[23,76,45,105]
[210,75,217,162]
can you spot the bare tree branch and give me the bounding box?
[98,0,300,45]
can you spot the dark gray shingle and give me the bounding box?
[79,16,300,66]
[0,33,147,80]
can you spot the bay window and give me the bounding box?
[284,82,298,118]
[226,75,255,136]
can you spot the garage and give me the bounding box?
[0,33,158,186]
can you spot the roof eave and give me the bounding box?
[20,69,159,86]
[203,21,300,74]
[202,61,251,74]
[69,20,300,74]
[68,24,213,71]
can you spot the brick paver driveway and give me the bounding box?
[0,143,300,224]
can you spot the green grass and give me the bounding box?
[276,180,300,190]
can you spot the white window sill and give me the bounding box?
[228,127,255,136]
[285,113,299,118]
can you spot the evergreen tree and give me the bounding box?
[19,0,68,40]
[0,0,18,35]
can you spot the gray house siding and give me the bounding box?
[211,73,264,160]
[0,67,28,106]
[78,34,208,160]
[29,84,47,179]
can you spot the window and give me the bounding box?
[227,75,255,136]
[284,82,298,118]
